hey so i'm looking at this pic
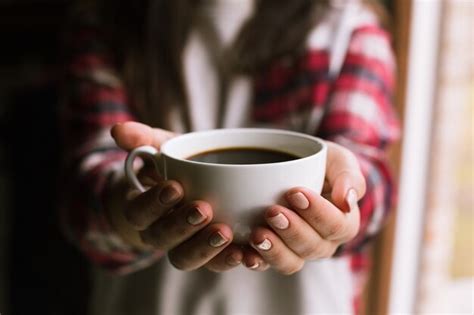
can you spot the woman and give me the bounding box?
[61,0,399,314]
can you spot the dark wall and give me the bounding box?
[0,1,89,314]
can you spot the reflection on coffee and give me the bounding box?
[187,147,300,165]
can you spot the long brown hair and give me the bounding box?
[95,0,387,130]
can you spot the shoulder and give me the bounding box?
[306,1,391,50]
[305,1,394,70]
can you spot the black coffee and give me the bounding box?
[187,147,300,165]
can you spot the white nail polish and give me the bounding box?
[248,262,259,269]
[208,232,228,247]
[256,239,272,251]
[345,189,358,212]
[226,255,241,266]
[268,213,289,229]
[288,192,309,209]
[186,207,206,225]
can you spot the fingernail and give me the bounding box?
[225,254,241,266]
[254,238,272,251]
[288,192,309,210]
[186,207,206,225]
[208,231,228,248]
[247,262,259,269]
[345,189,358,213]
[268,213,289,230]
[159,186,180,204]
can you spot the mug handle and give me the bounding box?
[125,145,161,193]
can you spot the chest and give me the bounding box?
[181,38,332,133]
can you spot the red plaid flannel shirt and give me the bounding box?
[60,19,399,298]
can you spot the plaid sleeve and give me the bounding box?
[318,25,400,254]
[60,25,163,275]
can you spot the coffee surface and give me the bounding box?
[187,147,299,165]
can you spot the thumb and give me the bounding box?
[111,121,177,151]
[326,142,366,212]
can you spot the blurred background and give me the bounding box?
[0,0,472,314]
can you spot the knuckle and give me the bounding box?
[174,225,188,238]
[126,191,166,228]
[298,244,321,260]
[279,229,301,245]
[140,228,167,250]
[147,196,166,216]
[326,221,346,240]
[147,205,162,217]
[197,249,211,261]
[142,216,193,251]
[309,211,326,227]
[307,245,327,260]
[164,213,185,235]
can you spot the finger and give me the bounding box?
[168,223,232,271]
[285,187,360,242]
[249,227,305,275]
[137,165,162,183]
[265,205,336,260]
[126,167,163,200]
[204,244,244,272]
[325,142,366,212]
[242,247,270,271]
[140,201,213,250]
[111,121,176,151]
[125,180,183,230]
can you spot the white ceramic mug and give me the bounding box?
[125,128,327,243]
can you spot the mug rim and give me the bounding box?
[160,128,327,168]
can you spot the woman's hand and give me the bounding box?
[109,122,243,272]
[245,142,366,274]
